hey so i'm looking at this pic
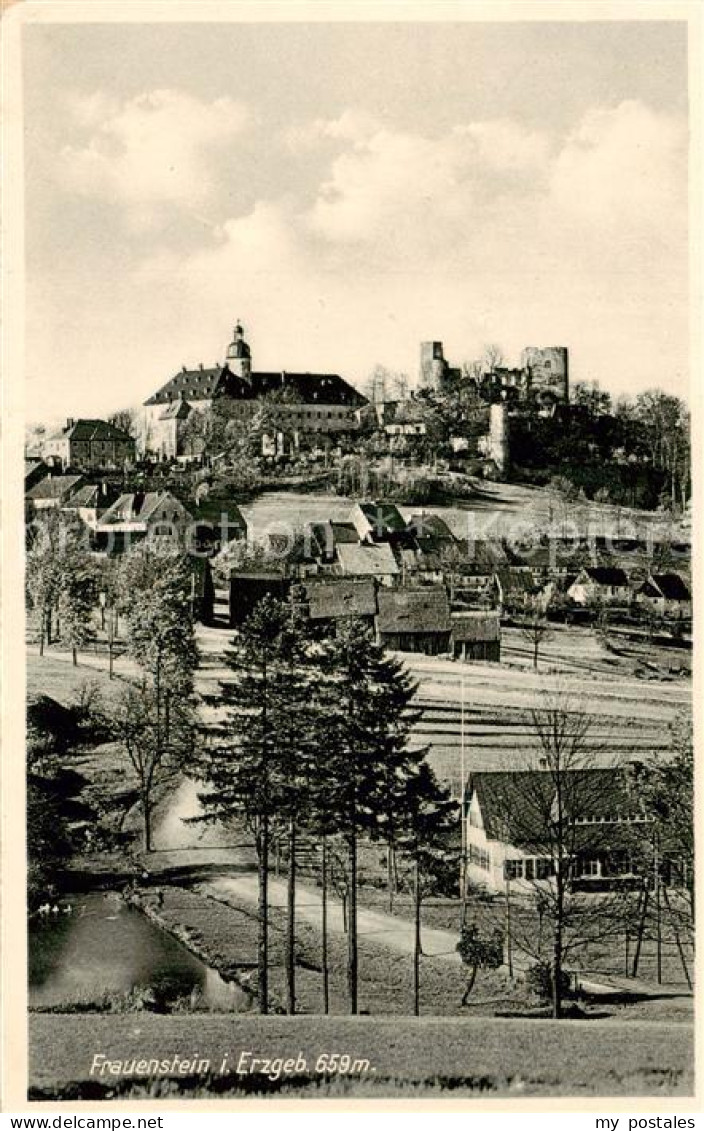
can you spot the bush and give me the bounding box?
[524,961,571,1003]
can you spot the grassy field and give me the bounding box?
[29,1013,694,1099]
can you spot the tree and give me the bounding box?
[482,343,505,373]
[58,550,98,665]
[518,600,553,670]
[456,923,504,1005]
[194,597,308,1014]
[26,510,90,656]
[396,761,459,1014]
[111,678,196,852]
[323,621,423,1013]
[108,408,137,438]
[491,690,628,1018]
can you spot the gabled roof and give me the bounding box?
[49,419,133,442]
[25,458,48,481]
[26,475,84,501]
[98,491,190,526]
[145,366,233,406]
[644,573,691,601]
[354,501,408,534]
[577,566,629,587]
[251,372,366,406]
[495,567,539,595]
[61,485,101,509]
[451,611,501,642]
[467,768,650,847]
[407,513,456,542]
[376,586,451,634]
[337,541,400,578]
[304,579,378,620]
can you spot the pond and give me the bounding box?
[29,893,250,1012]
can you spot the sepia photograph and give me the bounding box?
[4,0,697,1108]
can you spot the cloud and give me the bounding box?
[549,100,687,236]
[57,89,250,221]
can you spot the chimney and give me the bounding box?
[66,418,75,429]
[182,365,187,373]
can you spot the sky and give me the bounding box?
[22,18,690,424]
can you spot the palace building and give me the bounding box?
[142,322,367,459]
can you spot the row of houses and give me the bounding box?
[230,575,502,662]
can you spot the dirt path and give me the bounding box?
[203,872,463,964]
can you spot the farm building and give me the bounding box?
[451,611,501,662]
[635,573,691,620]
[302,579,378,630]
[376,586,451,655]
[464,767,655,894]
[567,566,631,606]
[229,571,291,627]
[26,474,85,512]
[25,458,49,491]
[336,541,400,585]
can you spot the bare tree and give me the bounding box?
[490,690,634,1018]
[482,343,505,373]
[518,599,553,670]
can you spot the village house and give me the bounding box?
[567,566,631,607]
[42,419,135,470]
[635,573,692,620]
[26,473,85,512]
[302,579,378,632]
[25,458,49,491]
[94,491,194,555]
[60,484,112,530]
[375,586,451,655]
[464,767,654,894]
[451,611,501,662]
[336,540,400,586]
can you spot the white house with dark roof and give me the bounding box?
[567,566,631,606]
[465,768,655,894]
[26,474,85,511]
[635,572,692,620]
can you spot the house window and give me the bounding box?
[468,843,490,871]
[535,858,555,879]
[505,859,524,881]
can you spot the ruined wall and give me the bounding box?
[520,346,569,402]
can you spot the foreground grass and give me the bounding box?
[29,1013,693,1099]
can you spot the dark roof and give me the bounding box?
[62,485,100,509]
[146,366,367,409]
[376,587,451,634]
[407,513,456,542]
[356,501,408,534]
[495,567,539,595]
[160,400,194,420]
[467,768,651,847]
[50,419,134,442]
[646,573,691,601]
[451,612,500,642]
[145,366,232,406]
[25,458,47,480]
[455,540,509,570]
[27,475,84,501]
[251,372,366,406]
[304,579,377,620]
[581,567,629,587]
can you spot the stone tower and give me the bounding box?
[520,346,569,402]
[419,341,448,392]
[488,402,509,473]
[226,320,252,382]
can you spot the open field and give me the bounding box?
[29,1013,694,1098]
[238,485,689,544]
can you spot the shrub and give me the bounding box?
[524,961,571,1003]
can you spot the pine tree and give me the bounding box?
[194,597,306,1014]
[323,621,422,1014]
